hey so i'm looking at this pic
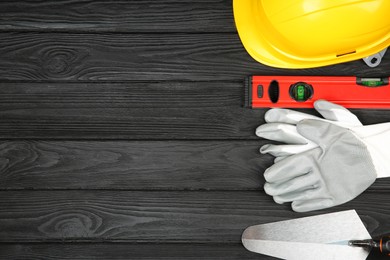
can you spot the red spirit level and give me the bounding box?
[245,76,390,109]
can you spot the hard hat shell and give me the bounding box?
[233,0,390,68]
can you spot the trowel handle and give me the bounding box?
[377,236,390,256]
[350,236,390,256]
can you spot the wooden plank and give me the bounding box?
[0,190,388,242]
[0,82,243,108]
[0,0,235,33]
[2,82,390,139]
[0,81,253,139]
[0,244,385,260]
[0,81,264,139]
[0,243,269,260]
[0,140,270,190]
[1,140,389,191]
[0,107,265,139]
[0,33,388,82]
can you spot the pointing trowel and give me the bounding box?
[242,210,389,260]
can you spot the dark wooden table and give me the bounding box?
[0,1,389,259]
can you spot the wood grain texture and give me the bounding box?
[1,2,390,259]
[0,191,389,242]
[0,244,386,260]
[0,0,235,33]
[1,140,389,191]
[0,82,263,139]
[0,107,264,139]
[0,33,389,82]
[0,82,243,108]
[0,140,270,190]
[2,82,390,139]
[0,243,268,260]
[0,81,249,139]
[0,81,264,140]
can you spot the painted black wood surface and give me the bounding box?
[0,1,389,259]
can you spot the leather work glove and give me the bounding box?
[257,100,390,212]
[256,100,363,161]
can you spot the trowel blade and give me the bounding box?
[242,210,371,260]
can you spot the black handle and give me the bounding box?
[350,237,390,256]
[377,236,390,256]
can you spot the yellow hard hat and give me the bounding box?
[233,0,390,68]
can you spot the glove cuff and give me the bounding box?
[354,123,390,178]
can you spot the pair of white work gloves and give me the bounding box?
[256,100,390,212]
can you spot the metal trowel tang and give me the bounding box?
[242,210,371,260]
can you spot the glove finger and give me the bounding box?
[263,153,313,183]
[271,188,320,204]
[260,143,317,157]
[264,172,318,196]
[274,156,287,163]
[265,108,321,124]
[314,100,362,126]
[291,198,334,212]
[256,123,310,144]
